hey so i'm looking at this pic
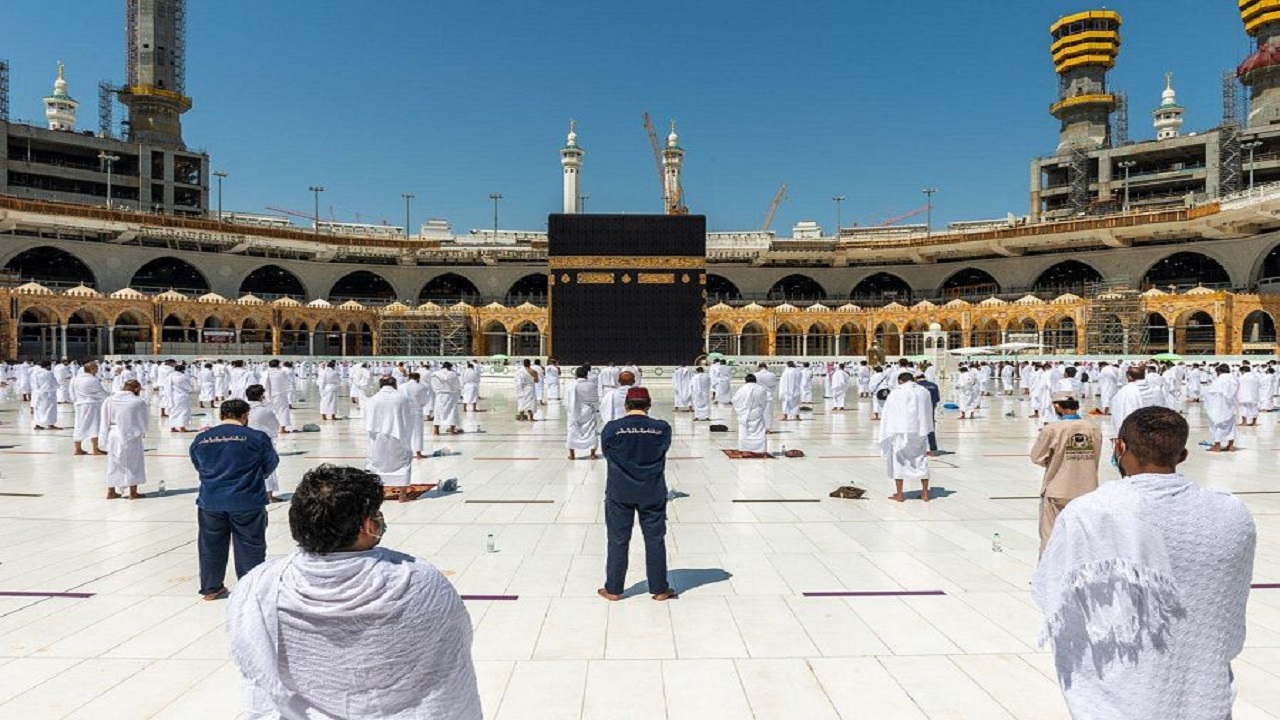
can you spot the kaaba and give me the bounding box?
[547,214,706,366]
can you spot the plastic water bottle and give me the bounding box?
[485,533,496,553]
[158,478,166,496]
[991,532,1003,553]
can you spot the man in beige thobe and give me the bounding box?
[1030,390,1103,553]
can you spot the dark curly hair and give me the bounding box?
[289,464,385,554]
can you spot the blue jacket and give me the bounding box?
[190,422,279,512]
[601,413,672,505]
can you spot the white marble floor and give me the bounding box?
[0,380,1277,719]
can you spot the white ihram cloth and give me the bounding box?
[71,373,110,441]
[956,370,981,413]
[53,363,72,403]
[30,366,58,427]
[100,391,147,488]
[878,382,933,482]
[599,385,630,424]
[316,367,340,417]
[672,367,693,409]
[691,372,712,420]
[168,372,193,430]
[731,383,770,453]
[778,367,804,417]
[1237,371,1260,421]
[1261,371,1278,412]
[1110,380,1164,437]
[1098,366,1120,409]
[214,363,230,398]
[430,369,462,429]
[1032,473,1255,720]
[265,369,293,430]
[399,380,430,455]
[1205,374,1240,444]
[248,402,282,493]
[753,369,778,430]
[828,369,849,409]
[564,379,599,452]
[514,368,538,414]
[364,387,416,487]
[868,371,889,414]
[544,364,561,401]
[711,364,732,403]
[227,547,482,720]
[229,366,251,402]
[198,367,216,403]
[460,368,480,405]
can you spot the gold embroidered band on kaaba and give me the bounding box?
[548,256,705,270]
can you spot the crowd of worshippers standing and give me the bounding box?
[0,353,1268,719]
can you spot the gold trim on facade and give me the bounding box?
[548,256,705,270]
[576,272,615,284]
[638,273,676,284]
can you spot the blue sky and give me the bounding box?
[4,1,1250,233]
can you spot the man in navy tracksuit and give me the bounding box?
[597,387,676,602]
[916,372,942,455]
[189,398,279,600]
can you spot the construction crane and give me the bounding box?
[761,184,786,232]
[642,112,666,210]
[876,204,929,227]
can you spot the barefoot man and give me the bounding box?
[72,362,110,456]
[879,371,934,502]
[101,379,148,500]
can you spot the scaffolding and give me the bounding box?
[173,0,187,94]
[1220,70,1244,197]
[125,0,138,87]
[98,81,115,138]
[1083,280,1149,355]
[1069,146,1092,215]
[378,310,471,357]
[0,60,9,122]
[1112,91,1129,147]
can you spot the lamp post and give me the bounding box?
[922,187,938,239]
[578,194,589,213]
[308,185,325,235]
[1117,160,1136,212]
[212,170,227,221]
[489,193,503,242]
[832,195,845,239]
[1243,140,1263,191]
[98,151,120,209]
[401,192,415,239]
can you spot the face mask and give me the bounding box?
[368,512,387,545]
[1111,446,1128,478]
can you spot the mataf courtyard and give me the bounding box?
[0,381,1277,719]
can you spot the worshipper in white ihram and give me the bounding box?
[778,361,804,421]
[879,371,934,502]
[564,366,600,460]
[460,362,481,411]
[515,359,538,421]
[263,360,293,433]
[227,465,482,720]
[955,364,981,420]
[545,358,562,402]
[30,360,60,430]
[672,364,694,412]
[1032,406,1255,720]
[167,364,194,432]
[1109,365,1164,438]
[1237,364,1260,426]
[1095,361,1120,414]
[399,373,431,460]
[431,362,463,435]
[100,379,148,500]
[198,363,216,408]
[691,366,712,421]
[731,374,770,454]
[1205,364,1240,452]
[1261,366,1278,412]
[53,360,72,404]
[365,376,418,502]
[828,363,850,411]
[868,366,889,420]
[317,361,340,420]
[245,385,284,504]
[711,360,732,404]
[599,370,635,425]
[71,362,111,455]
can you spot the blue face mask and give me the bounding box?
[1111,445,1128,478]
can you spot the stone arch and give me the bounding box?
[111,310,151,355]
[480,320,508,357]
[1043,315,1078,354]
[939,268,1000,299]
[740,321,767,355]
[160,313,197,344]
[329,270,396,303]
[1252,240,1280,285]
[3,246,98,287]
[511,320,542,356]
[131,257,211,293]
[775,321,803,356]
[706,274,742,302]
[65,309,108,359]
[971,318,1002,347]
[806,321,837,356]
[839,322,867,357]
[1032,260,1103,292]
[507,274,548,305]
[874,322,902,356]
[767,274,827,302]
[1175,309,1216,355]
[707,322,734,354]
[1141,251,1230,290]
[419,273,481,304]
[851,272,912,302]
[239,264,308,299]
[1144,312,1171,353]
[1242,309,1277,345]
[17,305,61,358]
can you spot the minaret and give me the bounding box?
[662,120,686,214]
[1049,10,1122,152]
[1153,72,1185,141]
[1237,0,1280,126]
[119,0,192,147]
[560,120,583,214]
[43,62,78,131]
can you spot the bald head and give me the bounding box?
[619,370,635,387]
